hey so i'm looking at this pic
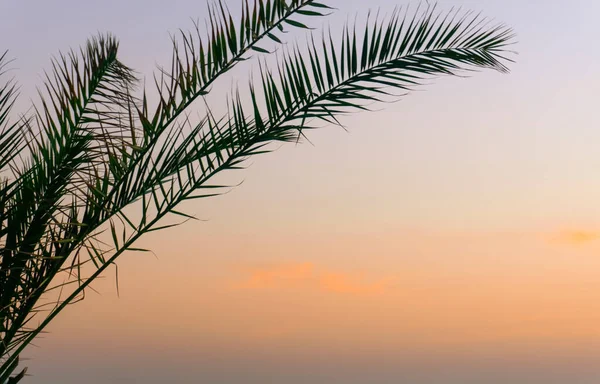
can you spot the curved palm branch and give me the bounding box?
[247,5,513,138]
[51,0,332,258]
[143,4,514,208]
[0,34,136,370]
[1,0,332,377]
[0,1,515,381]
[0,52,26,173]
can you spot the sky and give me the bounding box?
[2,0,600,383]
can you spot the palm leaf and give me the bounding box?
[145,4,514,195]
[244,5,513,142]
[0,34,136,362]
[0,1,333,374]
[0,52,26,173]
[0,2,515,380]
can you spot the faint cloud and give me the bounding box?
[549,230,600,245]
[236,262,315,290]
[232,262,391,296]
[318,272,388,295]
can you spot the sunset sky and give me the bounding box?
[2,0,600,383]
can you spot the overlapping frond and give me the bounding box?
[147,0,332,130]
[0,52,27,248]
[0,2,516,382]
[0,34,137,362]
[140,4,514,201]
[74,4,516,285]
[63,0,334,269]
[58,5,516,322]
[70,0,331,242]
[1,2,335,376]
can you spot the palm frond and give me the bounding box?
[84,4,516,273]
[39,5,515,326]
[0,34,136,360]
[0,2,334,371]
[92,0,332,218]
[144,4,514,194]
[63,0,332,253]
[47,0,336,280]
[147,0,333,131]
[243,4,513,142]
[0,52,26,174]
[0,2,516,381]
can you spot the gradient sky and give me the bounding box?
[2,0,600,383]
